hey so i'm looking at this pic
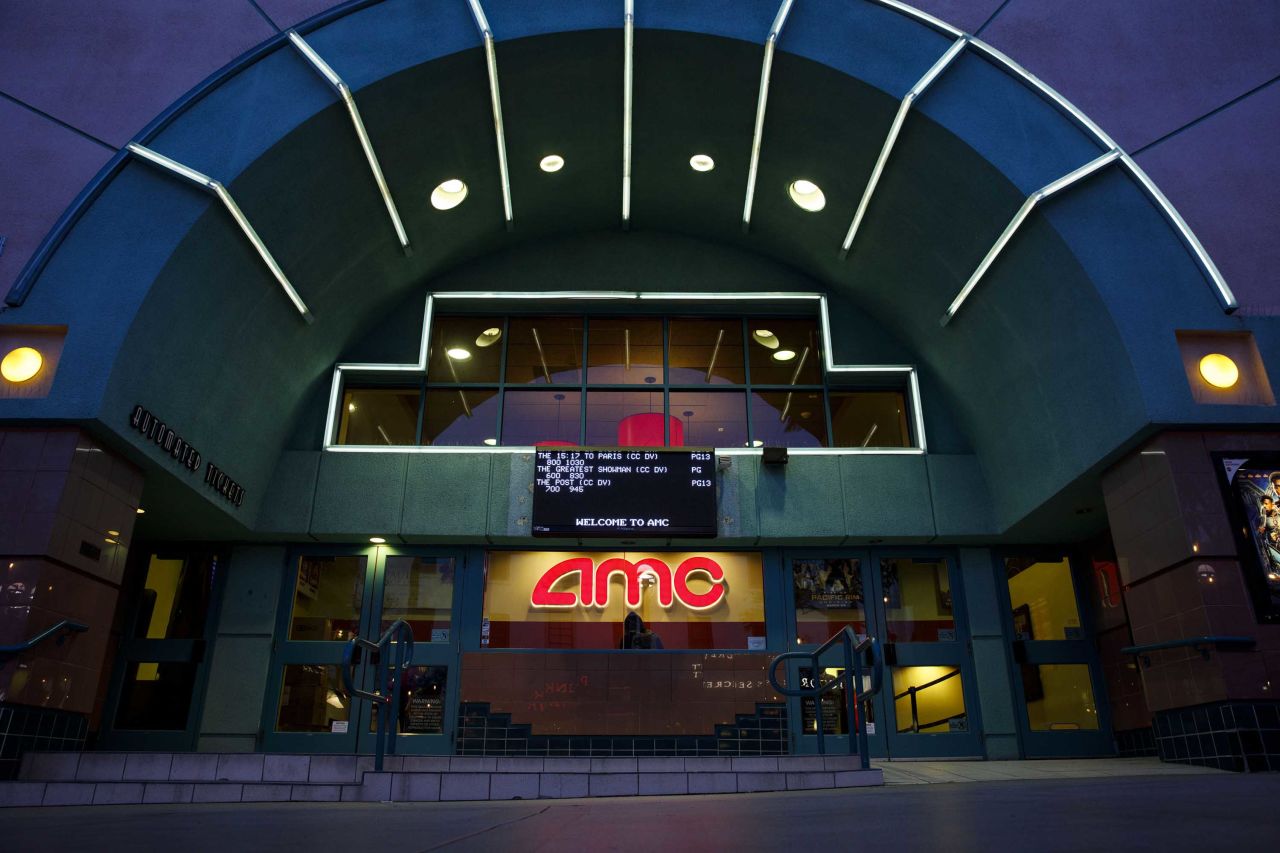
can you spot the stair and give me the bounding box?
[0,751,882,807]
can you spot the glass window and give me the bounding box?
[750,391,827,447]
[669,391,748,448]
[1006,557,1083,641]
[276,664,350,732]
[587,317,663,384]
[505,317,582,384]
[288,556,366,641]
[501,390,581,446]
[381,556,454,639]
[422,388,499,445]
[880,558,955,642]
[798,666,876,735]
[747,319,822,385]
[1021,664,1099,730]
[793,558,865,644]
[669,318,744,385]
[338,387,421,445]
[830,391,910,448]
[892,666,967,733]
[482,551,767,650]
[370,665,449,734]
[132,554,214,640]
[114,662,196,730]
[427,316,503,384]
[586,390,669,446]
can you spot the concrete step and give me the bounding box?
[2,753,881,806]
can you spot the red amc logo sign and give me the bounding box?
[531,556,726,612]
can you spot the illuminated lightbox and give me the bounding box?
[532,449,717,537]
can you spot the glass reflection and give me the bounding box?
[892,666,966,733]
[669,391,748,448]
[750,391,827,447]
[830,391,910,448]
[276,664,350,733]
[587,318,662,384]
[422,388,499,446]
[880,558,955,643]
[427,317,503,384]
[339,388,421,445]
[289,556,366,641]
[669,319,744,385]
[502,390,581,446]
[586,391,669,446]
[506,317,583,384]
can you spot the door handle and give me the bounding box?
[1011,640,1028,664]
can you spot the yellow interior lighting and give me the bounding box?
[1198,353,1239,388]
[1,347,43,383]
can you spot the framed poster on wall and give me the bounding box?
[1213,452,1280,623]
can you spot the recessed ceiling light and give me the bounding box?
[690,154,715,172]
[750,440,764,448]
[107,530,120,537]
[431,179,468,210]
[475,327,503,347]
[446,347,471,360]
[483,438,498,446]
[136,507,146,514]
[773,349,796,362]
[347,402,357,413]
[788,179,826,212]
[1198,353,1239,388]
[539,155,564,173]
[752,330,779,349]
[369,536,386,544]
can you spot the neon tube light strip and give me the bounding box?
[622,0,634,226]
[865,0,1236,313]
[742,0,794,231]
[468,1,514,226]
[941,148,1122,326]
[323,291,926,454]
[841,36,967,256]
[287,31,410,251]
[126,143,313,322]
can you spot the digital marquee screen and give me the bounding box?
[533,449,717,537]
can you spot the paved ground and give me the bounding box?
[874,756,1224,784]
[4,761,1277,853]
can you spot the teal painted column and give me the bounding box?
[196,546,286,752]
[958,547,1021,760]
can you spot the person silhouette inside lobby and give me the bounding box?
[620,611,664,649]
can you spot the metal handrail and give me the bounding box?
[893,667,962,734]
[1121,635,1254,667]
[768,626,883,769]
[0,620,88,662]
[341,619,415,772]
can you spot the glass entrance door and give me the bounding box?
[784,550,981,758]
[264,547,460,755]
[101,551,221,750]
[1000,554,1111,756]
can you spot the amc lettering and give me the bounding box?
[530,556,727,611]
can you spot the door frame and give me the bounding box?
[260,544,463,755]
[994,548,1114,757]
[99,546,227,751]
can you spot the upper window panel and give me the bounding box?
[746,319,822,385]
[427,316,503,384]
[506,317,583,385]
[587,318,663,384]
[669,319,745,385]
[830,391,911,448]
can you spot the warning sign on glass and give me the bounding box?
[533,449,717,537]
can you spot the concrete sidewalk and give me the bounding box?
[875,756,1224,785]
[1,764,1275,853]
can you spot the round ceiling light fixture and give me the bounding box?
[1198,353,1239,388]
[446,347,472,360]
[750,439,764,448]
[788,179,826,212]
[539,154,565,173]
[689,154,715,172]
[1,347,43,383]
[772,349,797,362]
[483,438,498,446]
[431,179,468,210]
[475,327,503,347]
[751,329,779,349]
